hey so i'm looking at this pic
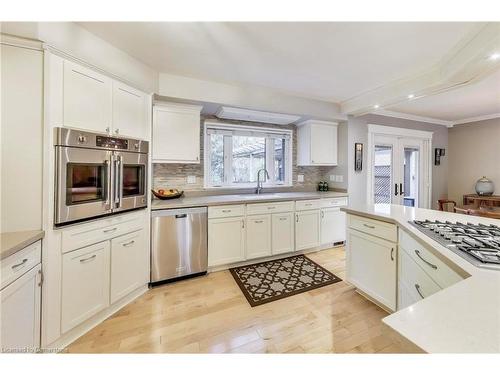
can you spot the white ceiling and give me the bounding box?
[79,22,500,122]
[388,69,500,121]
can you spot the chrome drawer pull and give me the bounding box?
[390,248,394,261]
[122,240,135,247]
[222,210,231,213]
[79,254,97,263]
[363,223,376,229]
[267,206,276,209]
[254,220,264,224]
[103,227,117,233]
[414,250,438,270]
[415,283,425,299]
[279,217,287,221]
[305,203,312,206]
[11,258,28,270]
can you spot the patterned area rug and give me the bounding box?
[229,255,341,307]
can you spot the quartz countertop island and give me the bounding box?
[341,203,500,353]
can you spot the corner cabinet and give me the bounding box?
[152,103,202,163]
[297,120,338,166]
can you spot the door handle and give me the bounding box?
[414,283,425,299]
[114,156,120,207]
[104,159,111,209]
[390,248,394,261]
[175,214,187,219]
[395,183,399,196]
[296,214,299,223]
[400,183,404,195]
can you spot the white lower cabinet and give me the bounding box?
[208,216,245,267]
[272,212,295,255]
[346,228,397,311]
[295,210,320,251]
[61,242,110,333]
[1,264,41,350]
[110,229,148,304]
[246,214,272,260]
[320,207,346,245]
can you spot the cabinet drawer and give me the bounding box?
[246,201,294,215]
[319,197,348,208]
[399,230,463,289]
[1,240,41,289]
[61,211,145,253]
[208,204,245,219]
[295,199,321,211]
[61,241,110,333]
[348,214,397,242]
[399,250,441,305]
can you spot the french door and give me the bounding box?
[368,125,432,208]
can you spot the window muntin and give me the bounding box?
[205,123,292,188]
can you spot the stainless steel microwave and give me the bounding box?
[54,127,149,226]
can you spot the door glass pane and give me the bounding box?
[232,136,265,183]
[122,165,144,197]
[66,163,106,205]
[374,145,392,204]
[209,134,224,185]
[403,147,419,207]
[274,138,285,184]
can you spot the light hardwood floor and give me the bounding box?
[66,247,423,353]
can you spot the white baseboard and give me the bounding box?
[208,243,343,273]
[42,285,148,352]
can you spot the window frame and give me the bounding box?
[203,121,293,189]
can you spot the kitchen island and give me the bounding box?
[341,203,500,353]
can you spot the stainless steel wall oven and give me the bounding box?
[54,127,148,226]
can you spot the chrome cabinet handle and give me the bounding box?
[104,159,111,209]
[122,240,135,247]
[105,126,110,133]
[254,220,264,224]
[80,254,97,263]
[279,217,287,221]
[38,269,43,287]
[267,206,276,210]
[363,223,375,229]
[414,250,438,270]
[222,209,231,213]
[415,283,425,299]
[391,248,394,261]
[114,128,119,134]
[12,258,28,270]
[242,219,245,229]
[305,203,312,206]
[321,211,325,219]
[103,227,117,233]
[296,214,299,222]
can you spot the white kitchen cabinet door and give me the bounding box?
[112,82,149,139]
[0,264,41,350]
[295,210,320,251]
[63,60,112,133]
[320,207,346,245]
[346,229,397,311]
[208,217,245,267]
[110,229,148,304]
[297,120,338,166]
[61,241,110,333]
[153,103,202,163]
[272,212,295,255]
[246,214,272,260]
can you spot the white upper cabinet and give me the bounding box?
[112,81,149,139]
[152,103,202,163]
[63,60,112,133]
[297,120,338,166]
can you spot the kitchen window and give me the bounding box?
[204,122,292,188]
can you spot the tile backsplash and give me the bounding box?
[153,115,340,192]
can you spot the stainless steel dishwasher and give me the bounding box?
[151,207,208,285]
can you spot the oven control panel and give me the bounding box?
[96,136,129,150]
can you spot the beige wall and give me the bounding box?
[448,118,500,204]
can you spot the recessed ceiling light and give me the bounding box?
[407,94,415,99]
[373,104,380,109]
[489,53,500,61]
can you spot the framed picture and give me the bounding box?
[355,143,363,171]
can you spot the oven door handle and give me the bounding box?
[104,158,111,209]
[114,155,122,208]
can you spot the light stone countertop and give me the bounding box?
[342,203,500,353]
[151,191,349,210]
[0,230,45,261]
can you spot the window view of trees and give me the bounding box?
[232,136,265,183]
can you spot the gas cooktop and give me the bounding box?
[409,220,500,270]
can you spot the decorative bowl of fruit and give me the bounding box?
[151,188,184,200]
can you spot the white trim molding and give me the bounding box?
[369,109,454,127]
[453,113,500,125]
[367,124,434,139]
